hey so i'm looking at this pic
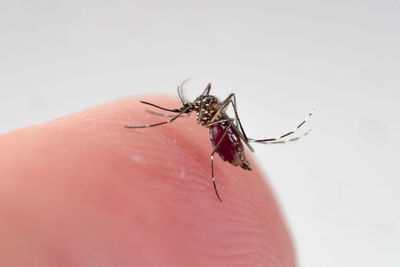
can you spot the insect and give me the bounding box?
[125,81,313,201]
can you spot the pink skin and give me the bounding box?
[0,97,295,267]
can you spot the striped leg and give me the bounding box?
[249,109,313,144]
[209,93,255,152]
[209,119,234,202]
[125,106,191,129]
[144,109,191,118]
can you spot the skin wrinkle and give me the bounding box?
[0,97,295,267]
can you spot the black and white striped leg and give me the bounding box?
[209,93,254,152]
[205,118,234,127]
[209,120,234,202]
[145,109,191,118]
[139,101,181,113]
[125,106,191,129]
[256,129,312,144]
[249,109,313,144]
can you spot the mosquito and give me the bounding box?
[125,81,313,201]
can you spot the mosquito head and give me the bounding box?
[180,102,195,113]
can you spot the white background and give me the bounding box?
[1,1,399,266]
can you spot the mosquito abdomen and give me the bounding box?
[209,123,251,171]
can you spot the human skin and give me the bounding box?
[0,97,296,267]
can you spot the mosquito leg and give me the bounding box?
[205,118,234,127]
[140,101,181,113]
[210,154,222,201]
[209,120,234,202]
[228,94,256,152]
[233,125,254,152]
[197,97,205,124]
[231,94,250,142]
[209,94,255,152]
[249,109,313,144]
[209,94,231,123]
[125,106,190,129]
[202,83,211,96]
[145,109,191,118]
[255,129,312,144]
[209,94,244,134]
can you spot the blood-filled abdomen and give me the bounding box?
[209,124,251,170]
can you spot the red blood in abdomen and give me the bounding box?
[209,124,243,163]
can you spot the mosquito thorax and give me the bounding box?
[193,95,220,126]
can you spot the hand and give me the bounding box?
[0,97,295,266]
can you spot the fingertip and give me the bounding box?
[0,97,295,266]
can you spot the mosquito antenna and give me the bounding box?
[177,87,184,105]
[177,79,190,105]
